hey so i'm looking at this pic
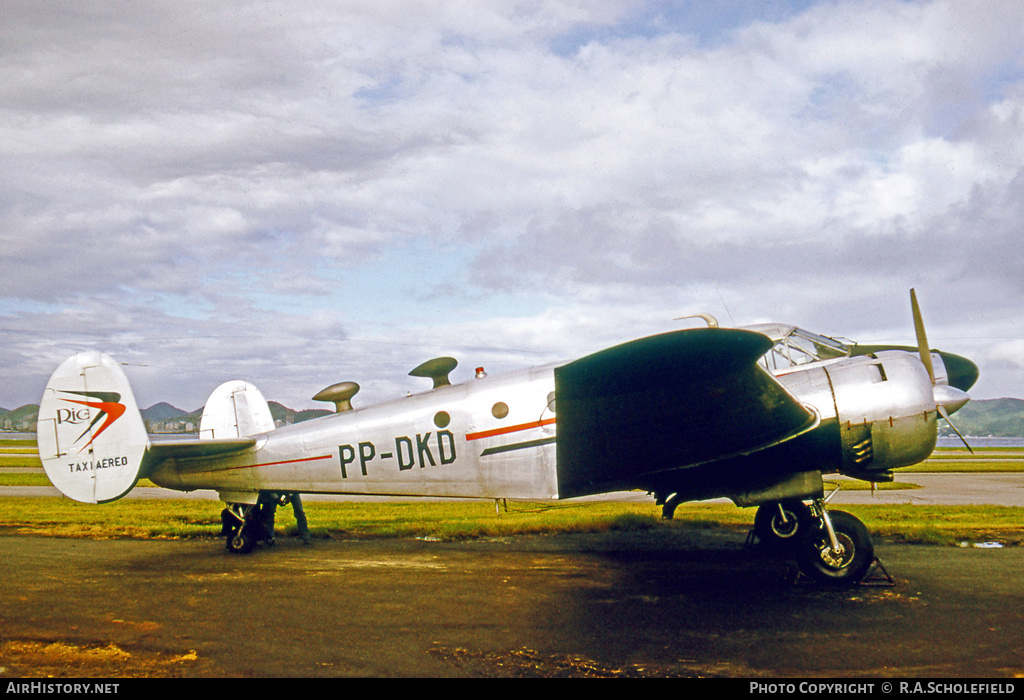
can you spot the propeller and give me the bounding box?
[910,288,973,453]
[911,289,935,383]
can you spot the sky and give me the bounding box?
[2,0,1024,412]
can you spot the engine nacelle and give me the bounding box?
[778,351,938,480]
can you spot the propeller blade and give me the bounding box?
[910,288,935,384]
[937,404,974,454]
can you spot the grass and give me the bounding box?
[905,460,1024,473]
[846,504,1024,546]
[907,445,1024,473]
[0,495,1021,547]
[2,439,1022,546]
[0,496,670,541]
[0,440,37,450]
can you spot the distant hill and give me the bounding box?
[141,401,332,433]
[142,402,190,423]
[269,402,332,426]
[942,397,1024,438]
[142,403,200,433]
[0,401,331,434]
[0,404,39,432]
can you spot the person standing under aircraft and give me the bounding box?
[286,492,310,544]
[220,492,308,546]
[258,491,310,545]
[256,491,280,545]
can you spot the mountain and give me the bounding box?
[269,402,332,426]
[942,397,1024,438]
[0,404,39,432]
[142,402,189,423]
[143,402,331,433]
[142,403,200,433]
[0,401,332,434]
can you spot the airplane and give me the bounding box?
[35,290,976,587]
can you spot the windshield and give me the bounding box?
[758,327,852,372]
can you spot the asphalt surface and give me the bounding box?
[830,473,1024,507]
[1,528,1023,678]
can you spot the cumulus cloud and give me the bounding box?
[2,0,1023,410]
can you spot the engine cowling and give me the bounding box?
[828,351,939,479]
[777,350,952,481]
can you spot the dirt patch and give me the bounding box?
[426,646,694,678]
[0,640,199,678]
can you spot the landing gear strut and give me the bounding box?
[796,504,874,586]
[753,497,875,586]
[221,498,275,554]
[223,503,258,554]
[657,488,878,587]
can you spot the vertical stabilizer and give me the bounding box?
[199,380,275,439]
[37,352,149,503]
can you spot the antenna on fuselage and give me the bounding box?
[409,356,458,389]
[313,381,360,413]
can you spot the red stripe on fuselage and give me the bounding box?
[191,453,335,474]
[466,417,556,441]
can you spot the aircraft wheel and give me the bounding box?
[226,524,256,554]
[796,510,873,586]
[753,500,811,548]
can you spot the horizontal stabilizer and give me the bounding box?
[555,329,818,498]
[149,437,257,463]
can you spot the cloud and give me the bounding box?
[2,0,1023,411]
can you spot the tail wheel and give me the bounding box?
[226,523,256,554]
[796,510,874,586]
[753,500,811,548]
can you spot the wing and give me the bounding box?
[554,328,818,498]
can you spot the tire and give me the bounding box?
[753,500,811,549]
[226,524,255,554]
[796,510,874,586]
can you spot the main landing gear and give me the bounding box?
[753,498,875,586]
[657,489,878,587]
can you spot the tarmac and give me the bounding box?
[1,472,1022,678]
[0,531,1022,678]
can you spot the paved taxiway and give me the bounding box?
[4,471,1024,506]
[830,474,1024,507]
[1,530,1023,677]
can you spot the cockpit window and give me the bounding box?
[759,328,851,371]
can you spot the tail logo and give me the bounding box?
[56,391,126,452]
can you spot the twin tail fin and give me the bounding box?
[37,352,149,503]
[37,353,275,503]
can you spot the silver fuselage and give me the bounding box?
[148,348,955,504]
